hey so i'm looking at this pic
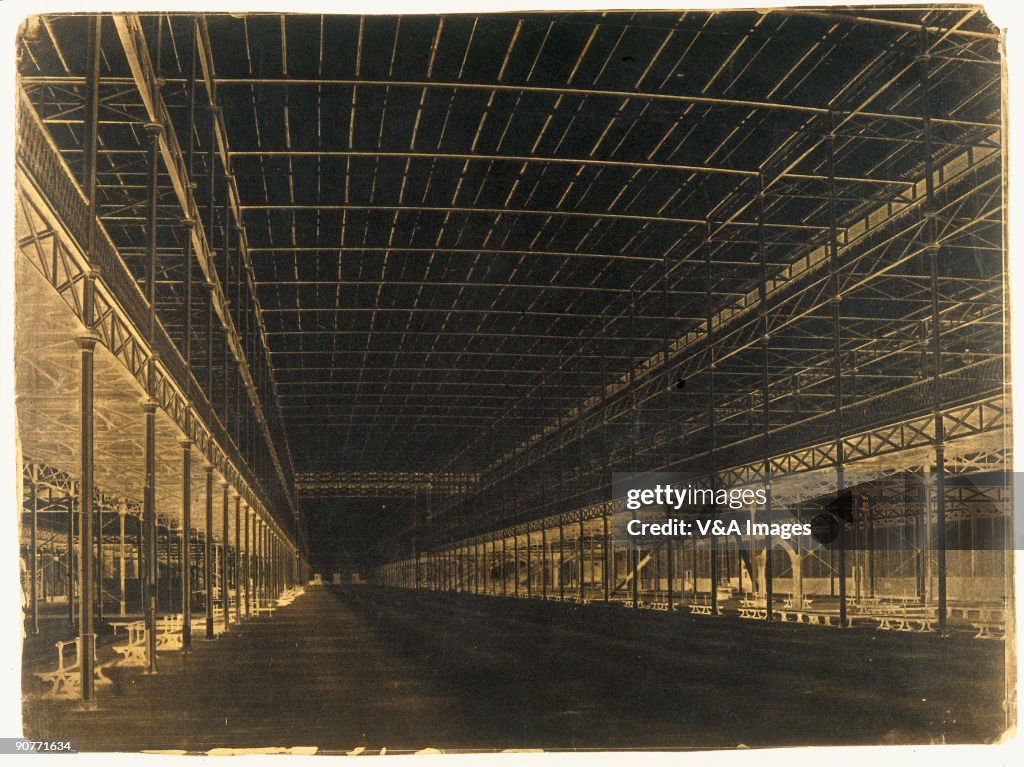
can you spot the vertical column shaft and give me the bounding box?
[261,515,266,600]
[163,520,172,612]
[118,509,126,617]
[143,400,158,673]
[181,442,192,652]
[513,532,519,597]
[603,512,610,603]
[578,518,585,601]
[234,497,241,622]
[256,519,264,605]
[204,467,214,638]
[558,522,565,601]
[67,495,75,627]
[540,529,547,598]
[78,334,98,700]
[666,533,674,612]
[756,172,773,621]
[919,28,947,632]
[705,222,719,617]
[244,507,251,616]
[826,110,849,628]
[96,498,104,621]
[221,485,230,627]
[141,49,164,667]
[270,533,276,597]
[30,477,39,635]
[525,532,532,597]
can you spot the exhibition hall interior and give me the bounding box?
[12,7,1012,753]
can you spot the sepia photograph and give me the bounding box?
[4,1,1017,757]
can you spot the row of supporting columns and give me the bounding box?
[48,16,303,705]
[24,482,244,617]
[373,485,970,616]
[29,395,298,704]
[37,438,300,705]
[82,451,296,684]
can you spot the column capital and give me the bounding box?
[141,398,158,414]
[76,331,101,350]
[180,439,193,449]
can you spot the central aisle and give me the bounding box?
[25,587,471,752]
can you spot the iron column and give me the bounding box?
[204,466,214,639]
[234,495,241,622]
[142,399,159,674]
[78,332,99,701]
[181,441,192,651]
[221,483,230,628]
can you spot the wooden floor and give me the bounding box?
[23,586,1008,753]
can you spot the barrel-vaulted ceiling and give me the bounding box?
[17,9,1003,556]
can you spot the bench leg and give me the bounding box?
[34,671,79,699]
[95,663,114,687]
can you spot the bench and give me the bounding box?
[276,587,305,606]
[155,616,185,650]
[783,596,813,609]
[112,621,148,666]
[739,606,768,620]
[689,603,712,615]
[776,610,841,627]
[971,620,1005,640]
[949,604,1000,622]
[34,634,111,699]
[947,605,1004,639]
[638,600,669,611]
[874,606,936,632]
